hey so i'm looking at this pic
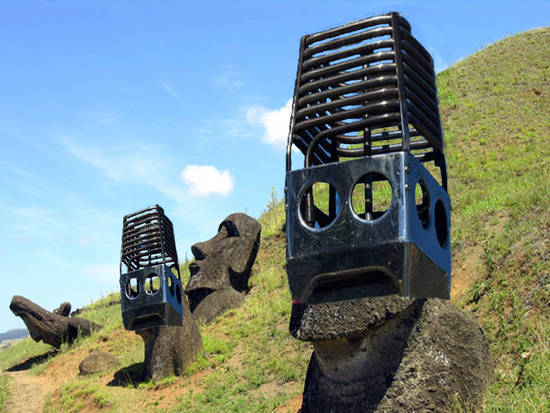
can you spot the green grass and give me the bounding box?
[176,226,310,412]
[0,374,10,412]
[2,26,549,413]
[437,27,549,411]
[43,379,118,413]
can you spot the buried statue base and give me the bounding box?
[136,294,202,381]
[291,297,493,412]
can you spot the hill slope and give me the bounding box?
[1,27,548,413]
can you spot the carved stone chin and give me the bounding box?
[299,299,494,413]
[312,301,418,383]
[185,213,261,324]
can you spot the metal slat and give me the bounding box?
[120,205,179,273]
[286,12,445,173]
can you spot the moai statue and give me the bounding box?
[185,213,261,324]
[284,12,492,412]
[119,205,201,380]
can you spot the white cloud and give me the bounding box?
[246,99,292,150]
[61,138,188,204]
[181,165,234,197]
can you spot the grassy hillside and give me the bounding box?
[437,26,549,411]
[1,27,548,412]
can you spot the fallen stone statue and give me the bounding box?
[185,213,261,324]
[290,297,493,412]
[10,295,102,349]
[53,301,71,317]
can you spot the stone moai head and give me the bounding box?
[185,212,261,324]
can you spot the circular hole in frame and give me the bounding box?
[351,173,392,220]
[434,199,449,247]
[168,275,175,296]
[299,181,340,229]
[125,277,140,299]
[144,273,160,295]
[415,180,430,228]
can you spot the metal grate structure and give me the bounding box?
[120,205,183,330]
[285,12,451,304]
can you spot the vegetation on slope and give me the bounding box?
[0,374,10,411]
[0,27,548,412]
[437,27,549,411]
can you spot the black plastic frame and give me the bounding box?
[120,205,183,330]
[285,12,451,303]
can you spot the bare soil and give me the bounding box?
[4,370,53,413]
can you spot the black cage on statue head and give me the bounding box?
[285,12,451,304]
[120,205,183,330]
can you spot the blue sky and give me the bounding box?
[1,1,548,332]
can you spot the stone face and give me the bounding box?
[79,351,119,375]
[53,302,71,317]
[136,294,202,381]
[299,299,493,412]
[185,213,261,324]
[9,295,102,349]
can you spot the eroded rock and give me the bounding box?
[295,298,493,412]
[79,350,119,375]
[10,295,102,349]
[185,213,261,324]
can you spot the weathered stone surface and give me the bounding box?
[290,295,415,341]
[136,293,202,381]
[190,289,245,325]
[299,299,493,412]
[53,302,71,317]
[185,213,261,324]
[79,351,119,375]
[10,295,102,349]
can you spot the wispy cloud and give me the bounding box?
[160,80,185,105]
[0,163,45,198]
[33,249,117,285]
[212,65,244,93]
[193,114,256,147]
[181,165,234,197]
[1,202,119,248]
[80,263,119,285]
[79,111,119,126]
[61,137,188,204]
[7,207,67,239]
[428,47,450,73]
[246,99,292,150]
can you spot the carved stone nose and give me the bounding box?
[191,244,205,260]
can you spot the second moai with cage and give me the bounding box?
[120,205,183,330]
[285,12,451,304]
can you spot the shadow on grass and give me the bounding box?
[6,350,58,372]
[107,363,146,388]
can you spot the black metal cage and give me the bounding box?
[120,205,183,330]
[285,12,451,304]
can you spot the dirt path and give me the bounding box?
[4,370,52,413]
